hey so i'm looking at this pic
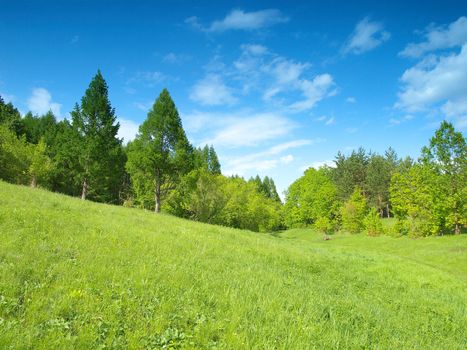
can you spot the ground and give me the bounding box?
[0,181,465,349]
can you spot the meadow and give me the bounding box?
[0,181,466,349]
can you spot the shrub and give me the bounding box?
[364,208,384,236]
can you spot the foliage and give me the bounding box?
[126,89,193,212]
[421,121,466,234]
[28,137,54,187]
[71,70,125,202]
[167,171,283,232]
[284,168,337,228]
[341,187,367,233]
[364,207,384,236]
[0,125,30,183]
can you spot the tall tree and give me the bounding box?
[0,96,23,136]
[420,121,466,234]
[126,88,193,212]
[209,145,221,174]
[333,147,369,201]
[71,70,125,202]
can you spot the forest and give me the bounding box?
[1,71,465,236]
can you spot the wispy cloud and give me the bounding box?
[400,16,467,57]
[162,52,191,64]
[27,88,61,116]
[190,74,237,106]
[223,138,320,175]
[342,17,390,55]
[346,96,357,103]
[127,71,167,87]
[204,113,295,148]
[187,9,289,33]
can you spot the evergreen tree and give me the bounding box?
[126,88,193,212]
[71,70,125,202]
[333,147,369,201]
[209,145,221,174]
[0,95,23,136]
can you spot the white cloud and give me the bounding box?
[70,35,79,44]
[223,138,317,175]
[207,9,288,32]
[388,114,414,126]
[280,154,294,164]
[346,96,356,103]
[240,44,268,55]
[400,17,467,57]
[205,113,295,147]
[27,88,61,116]
[190,74,237,106]
[117,118,139,144]
[396,43,467,128]
[342,17,390,55]
[289,74,336,111]
[396,18,467,130]
[325,116,336,125]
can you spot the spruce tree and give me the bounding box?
[209,145,221,174]
[126,88,193,212]
[71,70,124,202]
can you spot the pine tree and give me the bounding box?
[126,88,193,212]
[71,70,124,202]
[209,145,221,174]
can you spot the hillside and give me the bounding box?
[0,181,466,349]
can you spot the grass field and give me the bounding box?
[0,181,466,349]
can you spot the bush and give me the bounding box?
[364,208,384,236]
[341,188,367,233]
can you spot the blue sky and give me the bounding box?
[1,1,466,196]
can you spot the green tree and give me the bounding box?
[0,96,23,135]
[71,70,125,202]
[126,88,193,212]
[28,138,54,188]
[341,187,367,233]
[209,145,221,174]
[390,164,444,236]
[421,121,466,234]
[333,147,369,201]
[284,168,337,228]
[0,125,29,183]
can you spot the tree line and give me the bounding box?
[284,122,466,236]
[1,71,465,236]
[0,71,282,232]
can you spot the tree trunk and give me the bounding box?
[155,182,161,213]
[455,222,460,235]
[81,178,88,200]
[386,204,390,218]
[30,175,37,188]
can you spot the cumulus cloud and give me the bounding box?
[188,9,289,33]
[400,16,467,57]
[117,118,139,144]
[27,88,61,116]
[190,74,237,106]
[396,17,467,130]
[342,17,390,55]
[289,74,336,112]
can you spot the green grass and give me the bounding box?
[0,181,466,349]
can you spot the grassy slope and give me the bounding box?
[0,181,466,349]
